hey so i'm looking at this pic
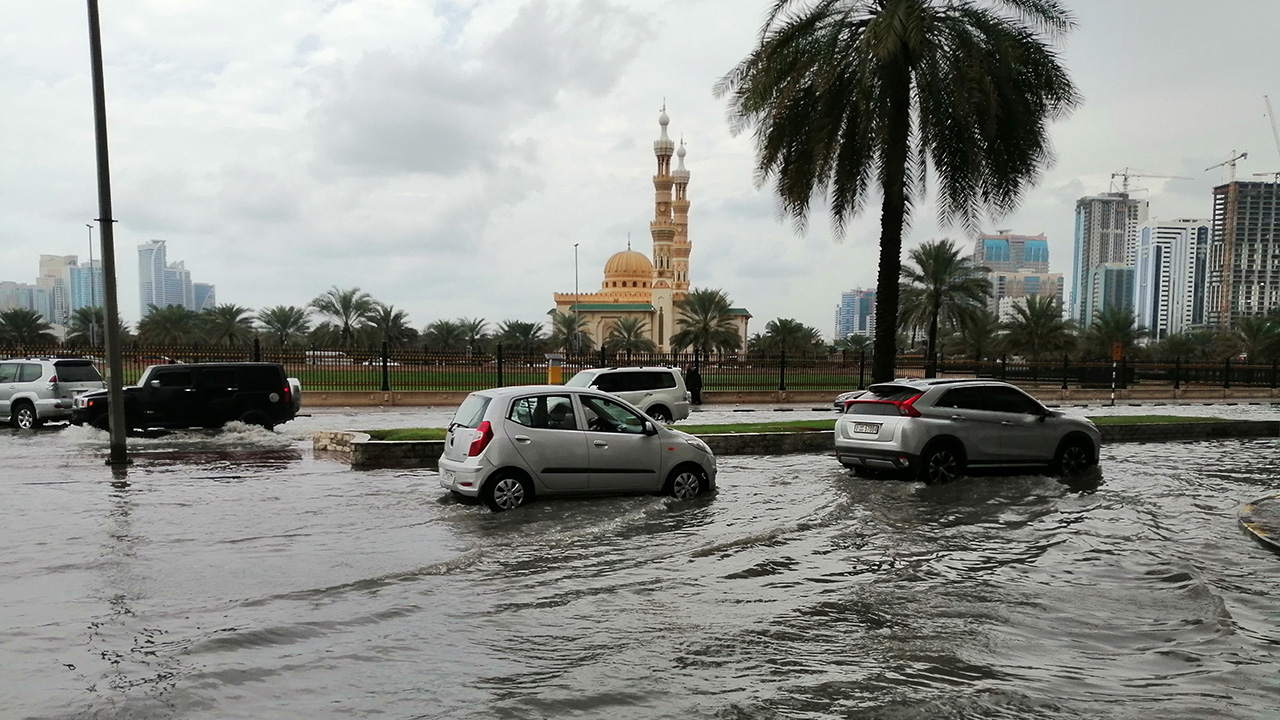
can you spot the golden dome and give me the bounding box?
[603,249,653,278]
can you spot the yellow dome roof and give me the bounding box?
[603,249,653,278]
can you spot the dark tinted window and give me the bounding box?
[509,395,578,430]
[18,364,43,382]
[845,402,903,416]
[239,366,282,390]
[154,370,193,388]
[592,373,622,393]
[936,387,986,410]
[581,395,646,434]
[451,395,491,429]
[983,387,1042,415]
[200,369,239,389]
[54,361,102,382]
[863,384,921,402]
[0,363,16,383]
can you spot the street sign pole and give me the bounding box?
[1110,342,1122,407]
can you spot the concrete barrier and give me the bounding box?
[313,420,1279,470]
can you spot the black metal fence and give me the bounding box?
[3,343,1278,393]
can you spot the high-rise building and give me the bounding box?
[0,281,53,321]
[989,271,1063,317]
[973,232,1050,273]
[1204,181,1280,326]
[37,254,77,325]
[1083,263,1135,323]
[193,283,217,312]
[1133,219,1211,340]
[1071,193,1148,325]
[138,240,202,315]
[68,260,105,313]
[835,289,876,340]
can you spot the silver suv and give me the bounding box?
[564,366,690,421]
[1,358,106,429]
[438,385,717,511]
[834,379,1100,484]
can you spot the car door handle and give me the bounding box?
[1001,421,1015,426]
[513,435,531,443]
[593,440,608,447]
[950,415,966,421]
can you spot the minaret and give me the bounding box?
[651,106,676,290]
[671,139,691,295]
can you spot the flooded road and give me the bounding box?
[2,411,1279,719]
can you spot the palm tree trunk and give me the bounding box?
[926,294,940,378]
[872,68,912,384]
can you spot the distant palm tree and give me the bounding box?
[1235,316,1280,363]
[422,320,467,352]
[1001,296,1074,362]
[954,308,1002,362]
[66,306,130,347]
[494,320,545,354]
[670,288,741,356]
[0,308,57,345]
[257,305,312,348]
[549,311,595,354]
[309,286,377,348]
[758,317,823,355]
[137,304,201,345]
[834,333,871,356]
[604,317,657,357]
[368,304,417,348]
[1080,307,1147,360]
[201,304,257,346]
[899,240,991,375]
[458,317,489,354]
[715,0,1079,383]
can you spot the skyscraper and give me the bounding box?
[1204,181,1280,325]
[1071,193,1149,325]
[68,260,104,313]
[37,254,77,325]
[138,240,202,315]
[973,231,1050,273]
[835,289,876,340]
[193,283,217,312]
[1133,218,1211,339]
[1083,263,1135,324]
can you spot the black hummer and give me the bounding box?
[72,362,302,431]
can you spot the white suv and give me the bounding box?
[834,379,1100,484]
[564,366,691,421]
[1,358,106,429]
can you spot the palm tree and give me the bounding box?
[548,311,595,354]
[458,317,489,355]
[604,317,657,358]
[137,305,201,345]
[953,308,1002,362]
[368,304,418,348]
[758,317,824,355]
[257,305,312,348]
[899,240,991,375]
[309,286,377,348]
[1235,316,1280,363]
[1001,296,1074,362]
[0,308,57,345]
[494,320,545,354]
[716,0,1078,383]
[834,333,871,354]
[670,288,741,356]
[66,306,131,347]
[422,320,467,352]
[201,304,256,346]
[1080,307,1147,360]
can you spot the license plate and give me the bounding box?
[853,422,880,435]
[440,469,454,484]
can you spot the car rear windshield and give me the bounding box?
[451,395,492,429]
[54,362,103,382]
[861,384,921,402]
[564,372,594,388]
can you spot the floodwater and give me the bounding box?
[2,407,1279,719]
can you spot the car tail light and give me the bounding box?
[898,393,923,417]
[848,393,923,417]
[282,384,291,405]
[467,421,494,457]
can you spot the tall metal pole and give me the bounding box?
[87,0,129,466]
[86,223,97,346]
[573,243,580,355]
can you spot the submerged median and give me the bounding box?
[314,415,1280,470]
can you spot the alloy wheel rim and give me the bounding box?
[929,452,957,483]
[673,472,700,500]
[494,478,525,509]
[17,409,34,429]
[1062,446,1088,473]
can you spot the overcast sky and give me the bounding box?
[4,0,1280,338]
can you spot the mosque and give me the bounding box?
[551,108,751,352]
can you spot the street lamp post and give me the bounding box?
[573,243,580,355]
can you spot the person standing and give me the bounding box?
[686,365,703,405]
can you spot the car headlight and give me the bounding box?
[684,437,712,454]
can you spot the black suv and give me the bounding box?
[72,362,302,431]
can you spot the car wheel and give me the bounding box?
[1055,437,1096,475]
[664,464,706,501]
[483,472,530,512]
[648,406,673,423]
[13,403,39,430]
[918,443,964,485]
[239,410,274,431]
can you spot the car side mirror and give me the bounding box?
[149,380,161,388]
[643,421,658,435]
[1037,408,1050,422]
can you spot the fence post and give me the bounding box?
[252,336,261,363]
[1224,357,1231,389]
[778,351,787,392]
[380,341,390,392]
[599,346,606,367]
[858,350,865,390]
[192,342,200,364]
[1271,359,1277,389]
[1173,357,1181,390]
[1119,356,1128,389]
[1061,353,1069,391]
[496,343,504,387]
[1000,354,1007,380]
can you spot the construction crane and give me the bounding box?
[1251,96,1280,182]
[1207,150,1248,182]
[1109,167,1191,193]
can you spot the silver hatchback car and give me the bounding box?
[834,379,1100,484]
[438,385,717,511]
